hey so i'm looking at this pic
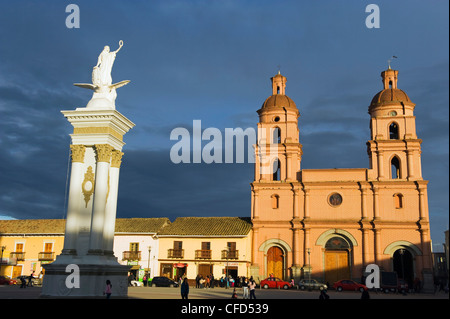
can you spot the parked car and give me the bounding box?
[298,279,327,291]
[0,276,16,285]
[130,280,144,287]
[260,277,292,289]
[333,279,368,292]
[150,276,179,288]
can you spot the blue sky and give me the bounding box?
[0,1,448,250]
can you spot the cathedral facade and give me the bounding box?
[249,68,433,290]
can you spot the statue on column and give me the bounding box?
[74,40,130,109]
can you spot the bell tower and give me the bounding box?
[250,71,303,281]
[367,68,423,181]
[254,71,302,183]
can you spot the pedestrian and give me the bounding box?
[143,274,147,287]
[206,275,210,289]
[242,278,249,299]
[231,288,238,299]
[103,280,112,299]
[128,273,135,287]
[27,271,35,287]
[210,274,215,289]
[361,289,370,299]
[20,276,27,288]
[200,276,205,289]
[181,277,189,299]
[249,280,257,299]
[319,289,330,299]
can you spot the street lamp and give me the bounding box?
[0,246,6,275]
[147,246,152,278]
[307,248,311,291]
[225,246,229,289]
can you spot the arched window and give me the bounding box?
[391,156,400,179]
[389,122,399,140]
[272,127,281,144]
[394,193,403,209]
[272,158,280,181]
[271,194,280,209]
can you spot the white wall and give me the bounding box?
[113,234,160,277]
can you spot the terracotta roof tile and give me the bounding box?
[0,218,171,235]
[157,217,252,236]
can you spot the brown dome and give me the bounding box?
[370,88,412,107]
[261,94,297,110]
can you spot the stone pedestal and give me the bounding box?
[41,255,130,298]
[290,265,302,282]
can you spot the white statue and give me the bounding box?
[74,40,129,110]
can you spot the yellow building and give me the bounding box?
[0,218,169,282]
[0,219,65,281]
[157,217,252,284]
[250,68,434,291]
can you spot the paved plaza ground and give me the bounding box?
[0,284,448,300]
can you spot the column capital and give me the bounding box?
[94,144,114,162]
[70,144,86,163]
[111,150,124,168]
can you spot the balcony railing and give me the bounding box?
[195,250,212,259]
[167,249,184,258]
[122,251,141,261]
[38,252,55,261]
[10,252,25,261]
[221,250,239,260]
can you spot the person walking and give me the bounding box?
[27,271,35,287]
[319,289,330,299]
[103,280,112,299]
[181,277,189,299]
[249,280,257,299]
[361,289,370,299]
[242,278,249,299]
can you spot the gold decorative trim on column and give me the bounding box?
[111,150,124,168]
[70,144,86,163]
[73,127,123,141]
[82,166,95,207]
[94,144,114,162]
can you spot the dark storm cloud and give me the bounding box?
[116,149,253,221]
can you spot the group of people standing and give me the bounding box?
[195,274,215,288]
[233,276,257,299]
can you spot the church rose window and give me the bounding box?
[328,193,343,207]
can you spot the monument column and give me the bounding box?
[88,144,113,254]
[61,144,86,255]
[103,150,124,254]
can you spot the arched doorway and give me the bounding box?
[324,236,351,285]
[267,246,284,279]
[393,249,414,288]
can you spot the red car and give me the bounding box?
[333,279,368,292]
[0,276,16,285]
[260,277,292,289]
